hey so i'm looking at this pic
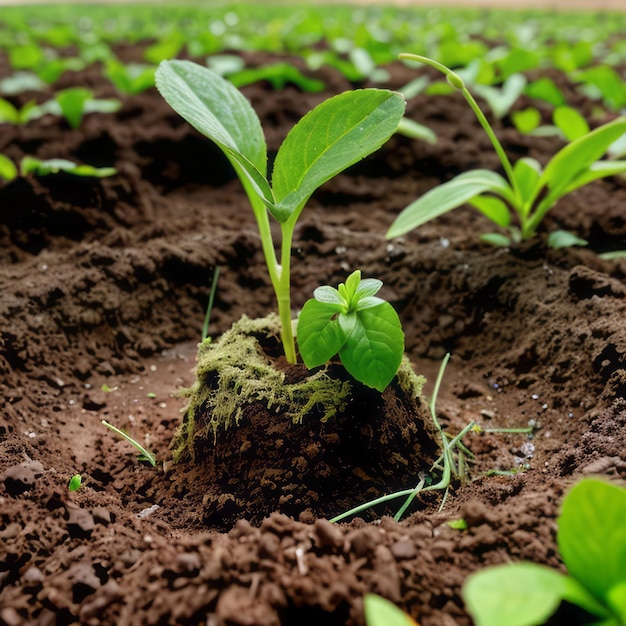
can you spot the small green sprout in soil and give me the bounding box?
[463,478,626,626]
[364,594,420,626]
[101,420,157,468]
[155,60,405,365]
[388,53,626,249]
[297,270,404,392]
[67,474,82,492]
[0,155,117,182]
[330,353,474,522]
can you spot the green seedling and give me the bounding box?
[330,354,475,522]
[575,65,626,111]
[21,156,116,178]
[513,105,590,142]
[226,62,325,92]
[330,353,534,522]
[463,478,626,626]
[1,155,116,182]
[68,474,82,492]
[388,54,626,248]
[101,419,157,467]
[297,270,404,392]
[0,154,18,181]
[52,87,121,129]
[0,98,42,125]
[364,594,419,626]
[105,60,156,95]
[156,59,405,365]
[0,89,120,129]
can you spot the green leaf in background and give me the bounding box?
[576,65,626,110]
[9,42,45,70]
[21,156,116,178]
[105,60,156,94]
[558,479,626,613]
[297,299,344,368]
[473,73,527,119]
[511,107,541,134]
[0,154,18,181]
[271,89,405,221]
[547,230,588,249]
[55,87,92,129]
[228,63,325,92]
[553,106,589,142]
[0,98,19,124]
[387,169,513,238]
[396,117,437,144]
[540,116,626,195]
[463,562,568,626]
[364,594,418,626]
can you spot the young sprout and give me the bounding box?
[102,420,157,467]
[388,54,626,249]
[156,60,405,364]
[68,474,82,492]
[364,594,420,626]
[297,270,404,392]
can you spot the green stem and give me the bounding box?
[399,53,520,203]
[277,219,297,364]
[243,182,297,363]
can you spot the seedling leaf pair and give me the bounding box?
[156,60,405,366]
[463,478,626,626]
[297,271,404,392]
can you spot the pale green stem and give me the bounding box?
[277,219,297,364]
[399,53,521,204]
[243,183,297,364]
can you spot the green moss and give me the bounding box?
[172,314,353,463]
[397,355,426,399]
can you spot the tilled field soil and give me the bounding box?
[1,47,626,626]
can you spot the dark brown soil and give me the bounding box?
[1,49,626,626]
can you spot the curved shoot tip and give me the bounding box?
[399,53,465,90]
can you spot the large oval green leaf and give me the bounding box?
[463,562,567,626]
[297,299,344,369]
[272,89,406,220]
[387,169,513,238]
[339,303,404,392]
[558,478,626,609]
[155,60,273,207]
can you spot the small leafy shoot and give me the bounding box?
[21,156,116,178]
[297,270,404,392]
[156,59,405,363]
[101,419,157,468]
[0,154,18,181]
[364,594,420,626]
[68,474,82,492]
